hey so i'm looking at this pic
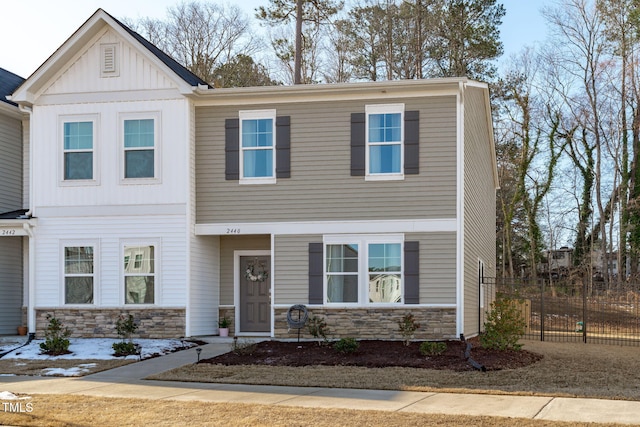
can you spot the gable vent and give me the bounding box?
[100,44,119,77]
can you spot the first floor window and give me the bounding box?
[124,245,155,304]
[325,236,403,304]
[64,246,94,304]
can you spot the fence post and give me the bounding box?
[540,278,545,342]
[583,275,587,343]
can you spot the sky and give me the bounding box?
[0,0,552,79]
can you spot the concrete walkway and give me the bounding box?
[1,342,639,425]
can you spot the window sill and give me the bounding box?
[239,178,277,185]
[364,174,405,181]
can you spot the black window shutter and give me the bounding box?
[225,118,239,180]
[350,113,366,176]
[404,241,420,304]
[308,243,324,304]
[276,116,291,178]
[405,111,419,175]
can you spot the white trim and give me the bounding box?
[365,103,405,180]
[58,114,100,187]
[37,204,185,218]
[233,250,272,336]
[119,111,162,185]
[272,304,457,309]
[196,218,456,236]
[238,109,276,185]
[60,240,99,306]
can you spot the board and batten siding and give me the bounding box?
[0,112,22,212]
[195,96,457,224]
[462,87,497,336]
[33,215,188,308]
[0,238,23,334]
[219,235,271,305]
[273,233,456,306]
[32,98,189,209]
[43,29,178,96]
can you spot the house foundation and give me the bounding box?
[35,308,186,339]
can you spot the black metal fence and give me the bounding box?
[485,277,640,346]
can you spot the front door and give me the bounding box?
[239,255,271,333]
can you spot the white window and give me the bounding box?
[123,244,156,304]
[60,115,99,184]
[239,109,276,184]
[365,104,404,180]
[63,245,95,304]
[324,235,403,305]
[120,112,160,182]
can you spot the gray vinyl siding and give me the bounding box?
[274,234,322,305]
[0,113,23,212]
[219,235,271,305]
[416,232,457,304]
[273,232,456,306]
[463,87,497,336]
[196,96,457,224]
[0,238,23,334]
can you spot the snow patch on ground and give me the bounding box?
[0,391,31,400]
[1,338,195,360]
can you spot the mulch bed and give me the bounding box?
[200,339,542,372]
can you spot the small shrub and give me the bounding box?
[112,314,139,356]
[398,313,420,346]
[232,337,257,355]
[112,341,138,357]
[480,298,526,351]
[39,315,71,355]
[115,314,138,340]
[307,315,329,345]
[334,337,359,354]
[420,341,447,356]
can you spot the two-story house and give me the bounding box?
[0,67,30,335]
[9,9,497,340]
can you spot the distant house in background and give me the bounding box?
[8,9,498,340]
[0,67,31,335]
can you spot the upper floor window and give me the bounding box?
[64,245,95,304]
[63,121,94,180]
[124,118,155,179]
[239,110,276,184]
[366,104,404,179]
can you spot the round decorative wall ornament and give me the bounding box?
[245,258,269,282]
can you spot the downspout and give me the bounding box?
[18,104,36,336]
[456,81,465,338]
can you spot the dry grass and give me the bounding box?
[0,358,133,376]
[148,340,640,401]
[0,394,626,427]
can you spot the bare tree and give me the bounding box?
[126,1,259,84]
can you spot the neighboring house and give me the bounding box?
[0,67,30,335]
[9,9,497,340]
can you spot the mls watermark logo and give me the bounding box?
[2,401,34,413]
[0,391,33,413]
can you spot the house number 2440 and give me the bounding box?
[226,228,241,234]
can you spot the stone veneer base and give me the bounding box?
[35,308,186,339]
[274,307,457,340]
